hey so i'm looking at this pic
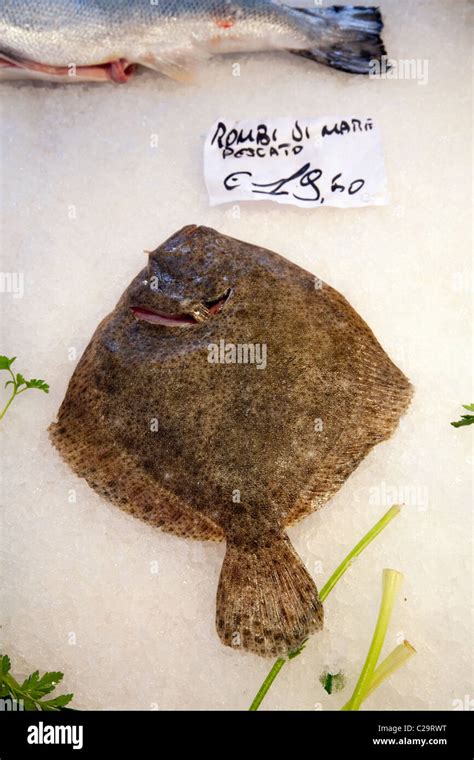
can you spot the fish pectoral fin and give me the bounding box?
[138,49,210,84]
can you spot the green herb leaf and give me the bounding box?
[25,378,49,393]
[40,693,74,711]
[451,404,474,427]
[20,670,39,691]
[288,638,308,660]
[0,356,15,370]
[320,669,346,694]
[15,373,26,388]
[21,670,64,699]
[451,416,474,428]
[22,696,39,711]
[0,654,11,677]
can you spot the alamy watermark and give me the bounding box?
[0,271,24,298]
[369,481,429,511]
[27,722,83,750]
[0,696,24,710]
[207,340,267,370]
[452,694,474,711]
[369,56,429,86]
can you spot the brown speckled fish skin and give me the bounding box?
[49,225,412,657]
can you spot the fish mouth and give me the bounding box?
[131,287,232,326]
[131,307,198,326]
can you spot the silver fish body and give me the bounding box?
[0,1,385,82]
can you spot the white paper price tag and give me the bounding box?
[204,116,388,209]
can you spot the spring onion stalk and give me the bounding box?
[247,659,286,712]
[342,569,404,711]
[363,640,416,701]
[340,640,415,710]
[318,506,401,601]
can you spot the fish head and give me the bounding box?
[111,224,298,356]
[128,225,236,326]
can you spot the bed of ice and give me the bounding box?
[1,0,472,711]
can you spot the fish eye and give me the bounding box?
[204,287,233,314]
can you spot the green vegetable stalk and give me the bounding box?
[362,640,416,702]
[343,568,404,710]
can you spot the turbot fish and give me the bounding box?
[50,225,412,657]
[0,1,386,83]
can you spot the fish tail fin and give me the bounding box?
[289,5,386,74]
[216,533,323,657]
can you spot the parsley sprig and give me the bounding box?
[0,654,73,711]
[0,356,49,421]
[451,403,474,428]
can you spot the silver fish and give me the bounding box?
[0,1,385,83]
